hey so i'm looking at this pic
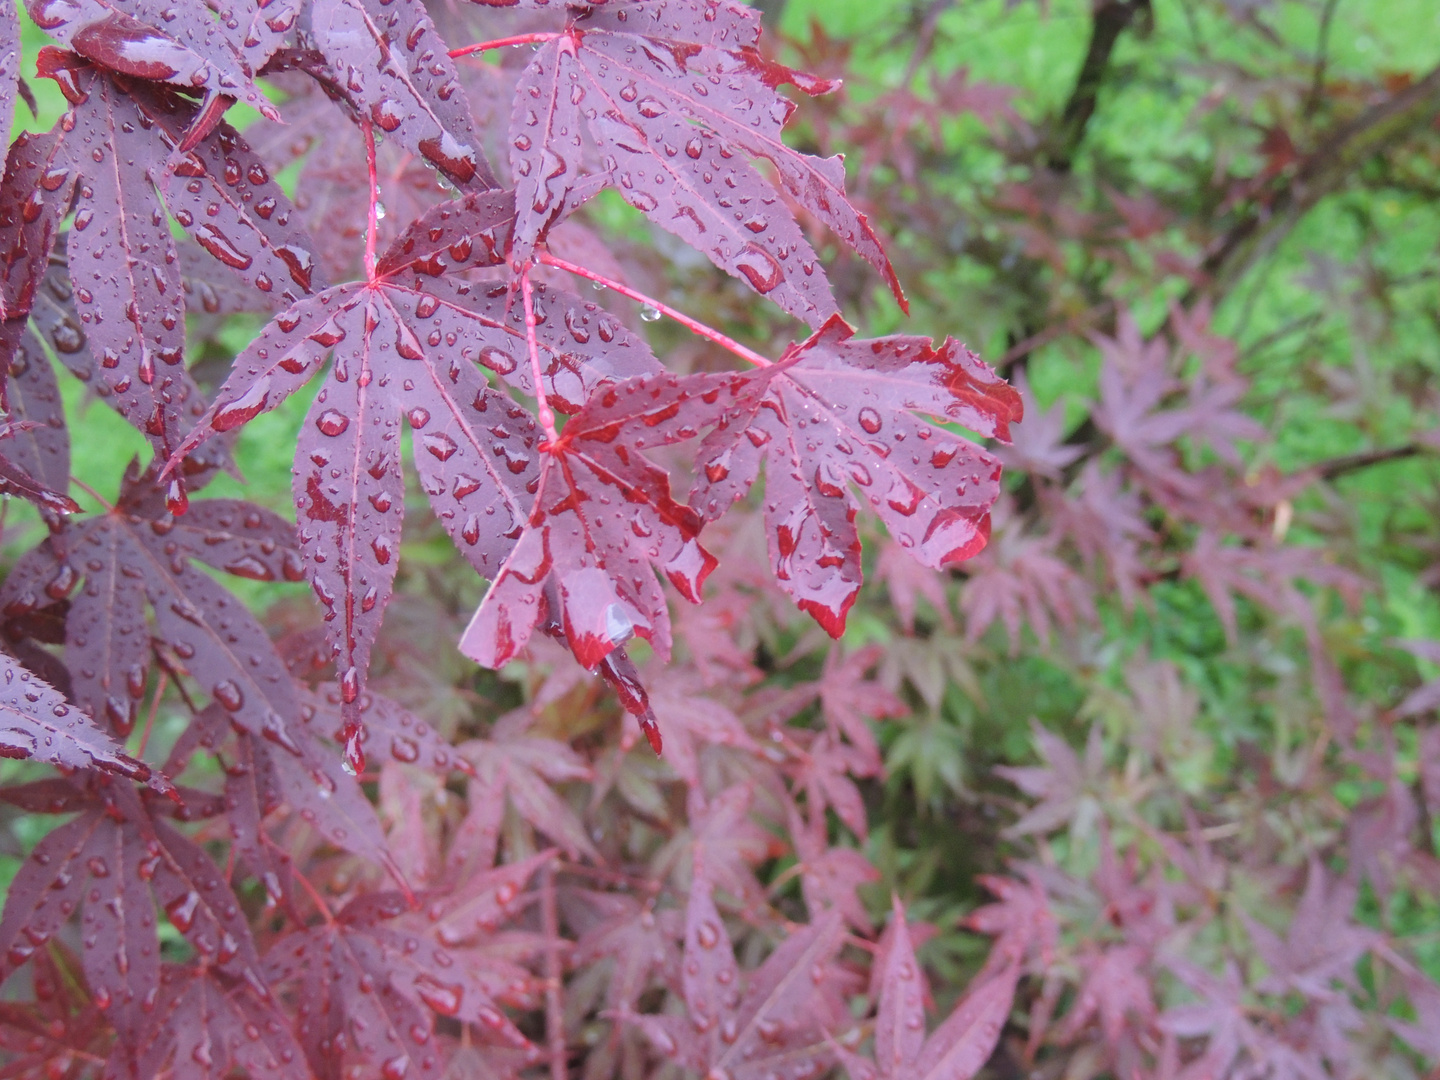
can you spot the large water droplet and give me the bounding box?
[315,409,350,437]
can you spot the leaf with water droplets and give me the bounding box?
[202,689,401,887]
[264,915,449,1080]
[309,0,498,191]
[0,325,79,517]
[912,961,1020,1080]
[174,276,661,760]
[875,897,927,1079]
[0,647,157,786]
[42,58,210,468]
[26,0,278,121]
[458,371,718,675]
[4,463,309,754]
[0,130,74,327]
[680,862,740,1062]
[162,498,304,583]
[0,0,18,158]
[134,964,311,1080]
[141,82,325,306]
[375,187,515,279]
[295,344,404,767]
[687,316,1020,636]
[0,779,263,1063]
[502,0,904,320]
[657,857,845,1076]
[331,888,536,1046]
[304,683,475,778]
[0,942,113,1073]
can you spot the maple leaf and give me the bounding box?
[131,964,311,1080]
[171,269,661,763]
[957,499,1095,652]
[0,129,74,335]
[683,316,1019,635]
[1242,862,1377,1001]
[789,802,878,932]
[992,370,1082,481]
[876,538,956,634]
[0,325,81,517]
[568,888,681,1017]
[635,670,760,790]
[492,0,904,321]
[265,889,531,1080]
[180,690,402,897]
[309,0,500,191]
[995,721,1107,839]
[0,646,159,787]
[0,942,115,1074]
[962,870,1058,971]
[0,465,310,757]
[843,897,1019,1080]
[458,733,598,861]
[458,366,717,675]
[30,55,321,471]
[636,858,845,1078]
[0,775,264,1062]
[1160,958,1263,1080]
[25,0,280,121]
[1054,944,1155,1047]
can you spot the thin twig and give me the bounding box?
[540,862,568,1080]
[538,252,773,369]
[520,266,560,443]
[449,32,561,59]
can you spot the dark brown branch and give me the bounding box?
[1047,0,1154,172]
[1197,62,1440,299]
[1315,443,1425,480]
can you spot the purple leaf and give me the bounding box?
[501,0,905,317]
[0,648,157,787]
[309,0,499,190]
[27,0,279,120]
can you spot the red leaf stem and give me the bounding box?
[538,252,773,369]
[449,32,561,59]
[362,115,379,283]
[521,265,560,443]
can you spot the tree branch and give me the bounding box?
[1198,62,1440,299]
[1315,443,1426,481]
[1047,0,1153,173]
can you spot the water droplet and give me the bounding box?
[164,890,201,932]
[315,410,349,437]
[639,304,662,323]
[213,680,245,712]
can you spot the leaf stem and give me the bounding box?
[135,671,167,758]
[538,252,773,368]
[69,477,114,513]
[520,265,560,444]
[283,852,337,927]
[448,32,561,59]
[362,115,379,284]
